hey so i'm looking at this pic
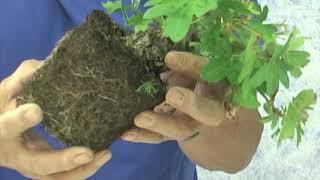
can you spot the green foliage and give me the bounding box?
[143,0,218,42]
[103,0,144,28]
[279,90,316,146]
[238,34,257,83]
[126,13,151,32]
[102,0,122,14]
[102,0,317,146]
[136,80,158,97]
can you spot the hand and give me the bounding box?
[0,60,111,180]
[122,52,263,173]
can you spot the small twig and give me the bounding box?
[70,69,93,78]
[259,91,284,117]
[191,16,206,25]
[98,94,119,105]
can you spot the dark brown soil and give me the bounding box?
[17,10,188,151]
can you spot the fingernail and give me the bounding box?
[165,52,179,66]
[123,132,136,140]
[154,105,162,112]
[167,88,185,106]
[160,71,174,82]
[95,151,111,166]
[23,109,34,123]
[73,153,93,164]
[23,106,42,124]
[160,72,168,82]
[136,115,153,127]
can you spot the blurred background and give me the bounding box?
[198,0,320,179]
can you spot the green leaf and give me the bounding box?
[238,34,257,83]
[233,79,260,108]
[136,80,159,97]
[260,116,273,124]
[288,29,306,50]
[226,62,241,85]
[192,0,218,17]
[271,32,294,62]
[200,24,232,60]
[278,62,290,88]
[250,61,288,96]
[250,63,270,88]
[266,62,289,96]
[296,124,303,146]
[278,89,317,144]
[102,1,122,14]
[126,14,143,24]
[201,59,230,83]
[163,5,193,42]
[143,1,176,19]
[218,0,251,14]
[290,68,302,78]
[286,51,310,67]
[144,0,163,7]
[257,6,268,22]
[263,103,272,114]
[293,89,317,110]
[144,0,217,42]
[279,106,299,141]
[126,14,151,32]
[265,62,282,95]
[135,21,150,32]
[285,50,310,78]
[143,0,187,19]
[251,33,307,93]
[247,20,276,44]
[247,1,261,15]
[289,37,305,50]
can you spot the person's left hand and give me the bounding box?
[0,60,111,180]
[122,52,263,173]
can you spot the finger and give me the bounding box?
[42,150,111,180]
[23,147,94,176]
[165,51,207,80]
[0,103,43,138]
[0,60,43,99]
[194,81,230,101]
[166,87,225,126]
[134,111,200,141]
[154,101,176,115]
[160,71,196,89]
[121,128,171,144]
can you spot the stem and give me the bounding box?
[191,16,206,25]
[120,0,130,24]
[235,22,263,38]
[259,91,284,117]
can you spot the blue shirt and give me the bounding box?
[0,1,197,179]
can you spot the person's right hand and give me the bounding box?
[0,60,111,180]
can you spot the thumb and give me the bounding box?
[42,150,112,180]
[0,59,44,100]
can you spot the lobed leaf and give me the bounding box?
[278,90,317,145]
[102,1,122,14]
